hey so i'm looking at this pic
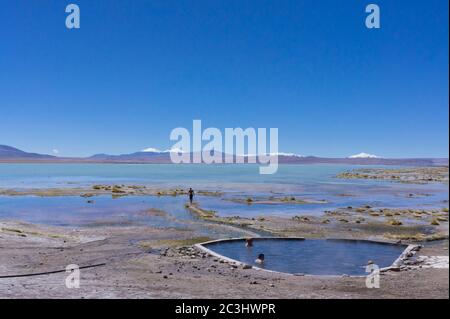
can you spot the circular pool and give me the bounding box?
[198,238,408,276]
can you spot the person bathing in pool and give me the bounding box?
[255,253,265,264]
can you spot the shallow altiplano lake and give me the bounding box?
[0,164,448,225]
[203,239,407,275]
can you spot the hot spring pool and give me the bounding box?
[200,238,407,276]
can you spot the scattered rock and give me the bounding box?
[387,219,402,226]
[430,219,440,226]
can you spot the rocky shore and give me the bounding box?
[336,167,449,184]
[0,185,222,198]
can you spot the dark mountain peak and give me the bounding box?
[0,145,24,152]
[0,145,55,159]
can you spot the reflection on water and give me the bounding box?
[0,195,185,227]
[0,195,247,238]
[0,164,448,226]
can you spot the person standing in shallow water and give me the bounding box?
[188,188,194,204]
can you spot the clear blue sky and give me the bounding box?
[0,0,448,158]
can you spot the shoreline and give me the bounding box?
[0,166,448,298]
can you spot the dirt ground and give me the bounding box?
[0,220,448,299]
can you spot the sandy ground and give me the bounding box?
[0,220,448,299]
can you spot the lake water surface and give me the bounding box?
[0,164,448,228]
[203,238,407,275]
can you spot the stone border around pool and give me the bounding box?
[194,237,421,278]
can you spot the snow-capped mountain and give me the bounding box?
[1,145,447,166]
[242,152,303,157]
[270,152,303,157]
[348,152,380,159]
[142,147,185,153]
[141,147,163,153]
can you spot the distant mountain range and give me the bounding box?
[0,145,56,160]
[0,145,448,166]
